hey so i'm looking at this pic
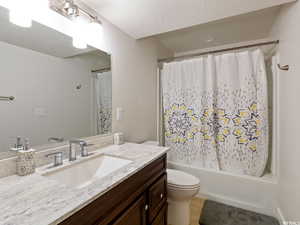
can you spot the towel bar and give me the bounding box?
[277,64,289,71]
[0,96,15,101]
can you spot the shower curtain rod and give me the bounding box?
[158,40,280,63]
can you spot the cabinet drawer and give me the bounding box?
[148,174,167,223]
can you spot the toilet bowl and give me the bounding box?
[167,169,200,225]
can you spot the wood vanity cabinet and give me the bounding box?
[59,154,167,225]
[111,194,147,225]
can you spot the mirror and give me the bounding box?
[0,5,112,158]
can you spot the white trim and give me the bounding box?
[276,207,286,225]
[156,67,160,142]
[272,53,281,179]
[157,66,165,146]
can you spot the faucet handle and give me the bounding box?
[80,141,88,147]
[46,152,63,167]
[24,138,30,150]
[68,139,89,160]
[80,142,89,157]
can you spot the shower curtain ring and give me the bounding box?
[277,64,289,71]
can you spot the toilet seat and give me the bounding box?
[167,169,200,190]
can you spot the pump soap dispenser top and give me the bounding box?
[10,136,24,152]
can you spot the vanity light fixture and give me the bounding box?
[50,0,103,49]
[63,0,78,17]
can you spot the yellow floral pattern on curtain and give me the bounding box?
[164,102,262,152]
[164,103,199,144]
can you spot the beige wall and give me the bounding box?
[270,1,300,221]
[90,7,173,143]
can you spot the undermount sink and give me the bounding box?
[42,154,132,189]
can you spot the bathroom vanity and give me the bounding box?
[59,154,167,225]
[0,143,169,225]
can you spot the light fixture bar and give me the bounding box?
[50,0,102,25]
[77,5,101,24]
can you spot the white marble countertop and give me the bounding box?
[0,143,169,225]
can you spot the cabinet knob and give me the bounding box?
[160,193,163,199]
[145,204,149,211]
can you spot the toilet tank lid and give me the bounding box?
[167,169,200,187]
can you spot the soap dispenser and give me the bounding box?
[16,138,36,176]
[10,136,24,151]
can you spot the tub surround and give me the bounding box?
[168,161,278,217]
[0,143,169,225]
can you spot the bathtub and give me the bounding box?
[167,160,279,218]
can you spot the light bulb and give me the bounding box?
[72,38,87,49]
[9,10,32,28]
[72,16,88,49]
[8,1,32,28]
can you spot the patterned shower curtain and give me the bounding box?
[162,49,269,177]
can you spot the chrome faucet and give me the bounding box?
[69,139,88,161]
[46,152,63,167]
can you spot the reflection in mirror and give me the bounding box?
[0,5,112,158]
[93,68,112,135]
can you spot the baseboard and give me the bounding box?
[197,191,275,217]
[275,207,286,225]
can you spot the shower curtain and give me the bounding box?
[95,71,112,134]
[162,49,269,177]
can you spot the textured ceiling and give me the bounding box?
[81,0,295,39]
[155,7,281,54]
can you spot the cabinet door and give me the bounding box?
[111,195,147,225]
[151,204,167,225]
[148,174,167,223]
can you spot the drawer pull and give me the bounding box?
[160,193,163,199]
[145,204,149,211]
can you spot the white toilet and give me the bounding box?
[167,169,200,225]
